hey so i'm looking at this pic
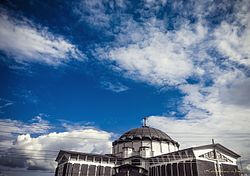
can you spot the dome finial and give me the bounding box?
[143,117,148,127]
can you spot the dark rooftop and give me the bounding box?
[113,126,178,145]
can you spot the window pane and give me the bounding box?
[166,164,171,176]
[80,164,88,176]
[185,161,192,176]
[104,166,111,176]
[149,167,152,176]
[192,160,198,176]
[72,164,80,176]
[178,162,184,176]
[88,165,96,176]
[152,167,155,176]
[66,163,73,176]
[96,166,100,176]
[157,165,161,176]
[161,165,166,175]
[173,163,178,176]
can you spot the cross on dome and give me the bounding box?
[143,117,148,127]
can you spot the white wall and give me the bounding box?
[113,140,178,158]
[152,141,161,156]
[169,143,176,153]
[133,141,141,152]
[161,142,169,153]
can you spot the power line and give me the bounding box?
[0,131,249,143]
[0,123,250,136]
[0,130,111,141]
[0,147,59,153]
[0,169,55,173]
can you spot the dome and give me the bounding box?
[113,126,178,145]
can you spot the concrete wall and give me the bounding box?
[113,140,177,158]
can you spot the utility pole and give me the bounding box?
[143,117,147,127]
[212,139,221,176]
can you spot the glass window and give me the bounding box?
[157,165,161,176]
[152,167,156,176]
[185,161,192,176]
[103,158,108,163]
[172,163,178,176]
[161,165,166,175]
[88,165,96,176]
[178,162,185,176]
[79,155,86,160]
[95,157,101,163]
[72,164,80,176]
[87,156,93,162]
[80,164,88,176]
[192,160,198,176]
[104,167,111,176]
[166,164,171,176]
[71,154,78,160]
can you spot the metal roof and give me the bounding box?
[113,126,178,145]
[55,150,122,161]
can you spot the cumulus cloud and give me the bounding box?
[0,13,84,66]
[0,117,113,175]
[6,130,111,170]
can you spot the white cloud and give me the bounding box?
[146,70,250,171]
[86,0,250,171]
[213,0,250,66]
[101,81,129,92]
[0,118,113,174]
[214,22,250,66]
[75,0,128,29]
[1,0,250,173]
[97,21,208,86]
[0,98,13,113]
[0,115,51,140]
[0,13,84,66]
[8,129,112,170]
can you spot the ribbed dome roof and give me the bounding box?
[113,126,178,145]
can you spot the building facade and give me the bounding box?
[55,124,241,176]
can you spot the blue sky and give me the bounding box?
[0,0,189,133]
[0,0,250,175]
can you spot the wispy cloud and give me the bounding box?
[100,81,129,93]
[75,0,129,29]
[0,12,84,66]
[0,98,13,113]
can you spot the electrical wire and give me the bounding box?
[0,123,250,137]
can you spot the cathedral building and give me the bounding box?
[54,120,241,176]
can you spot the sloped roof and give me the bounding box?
[55,150,120,161]
[192,143,240,158]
